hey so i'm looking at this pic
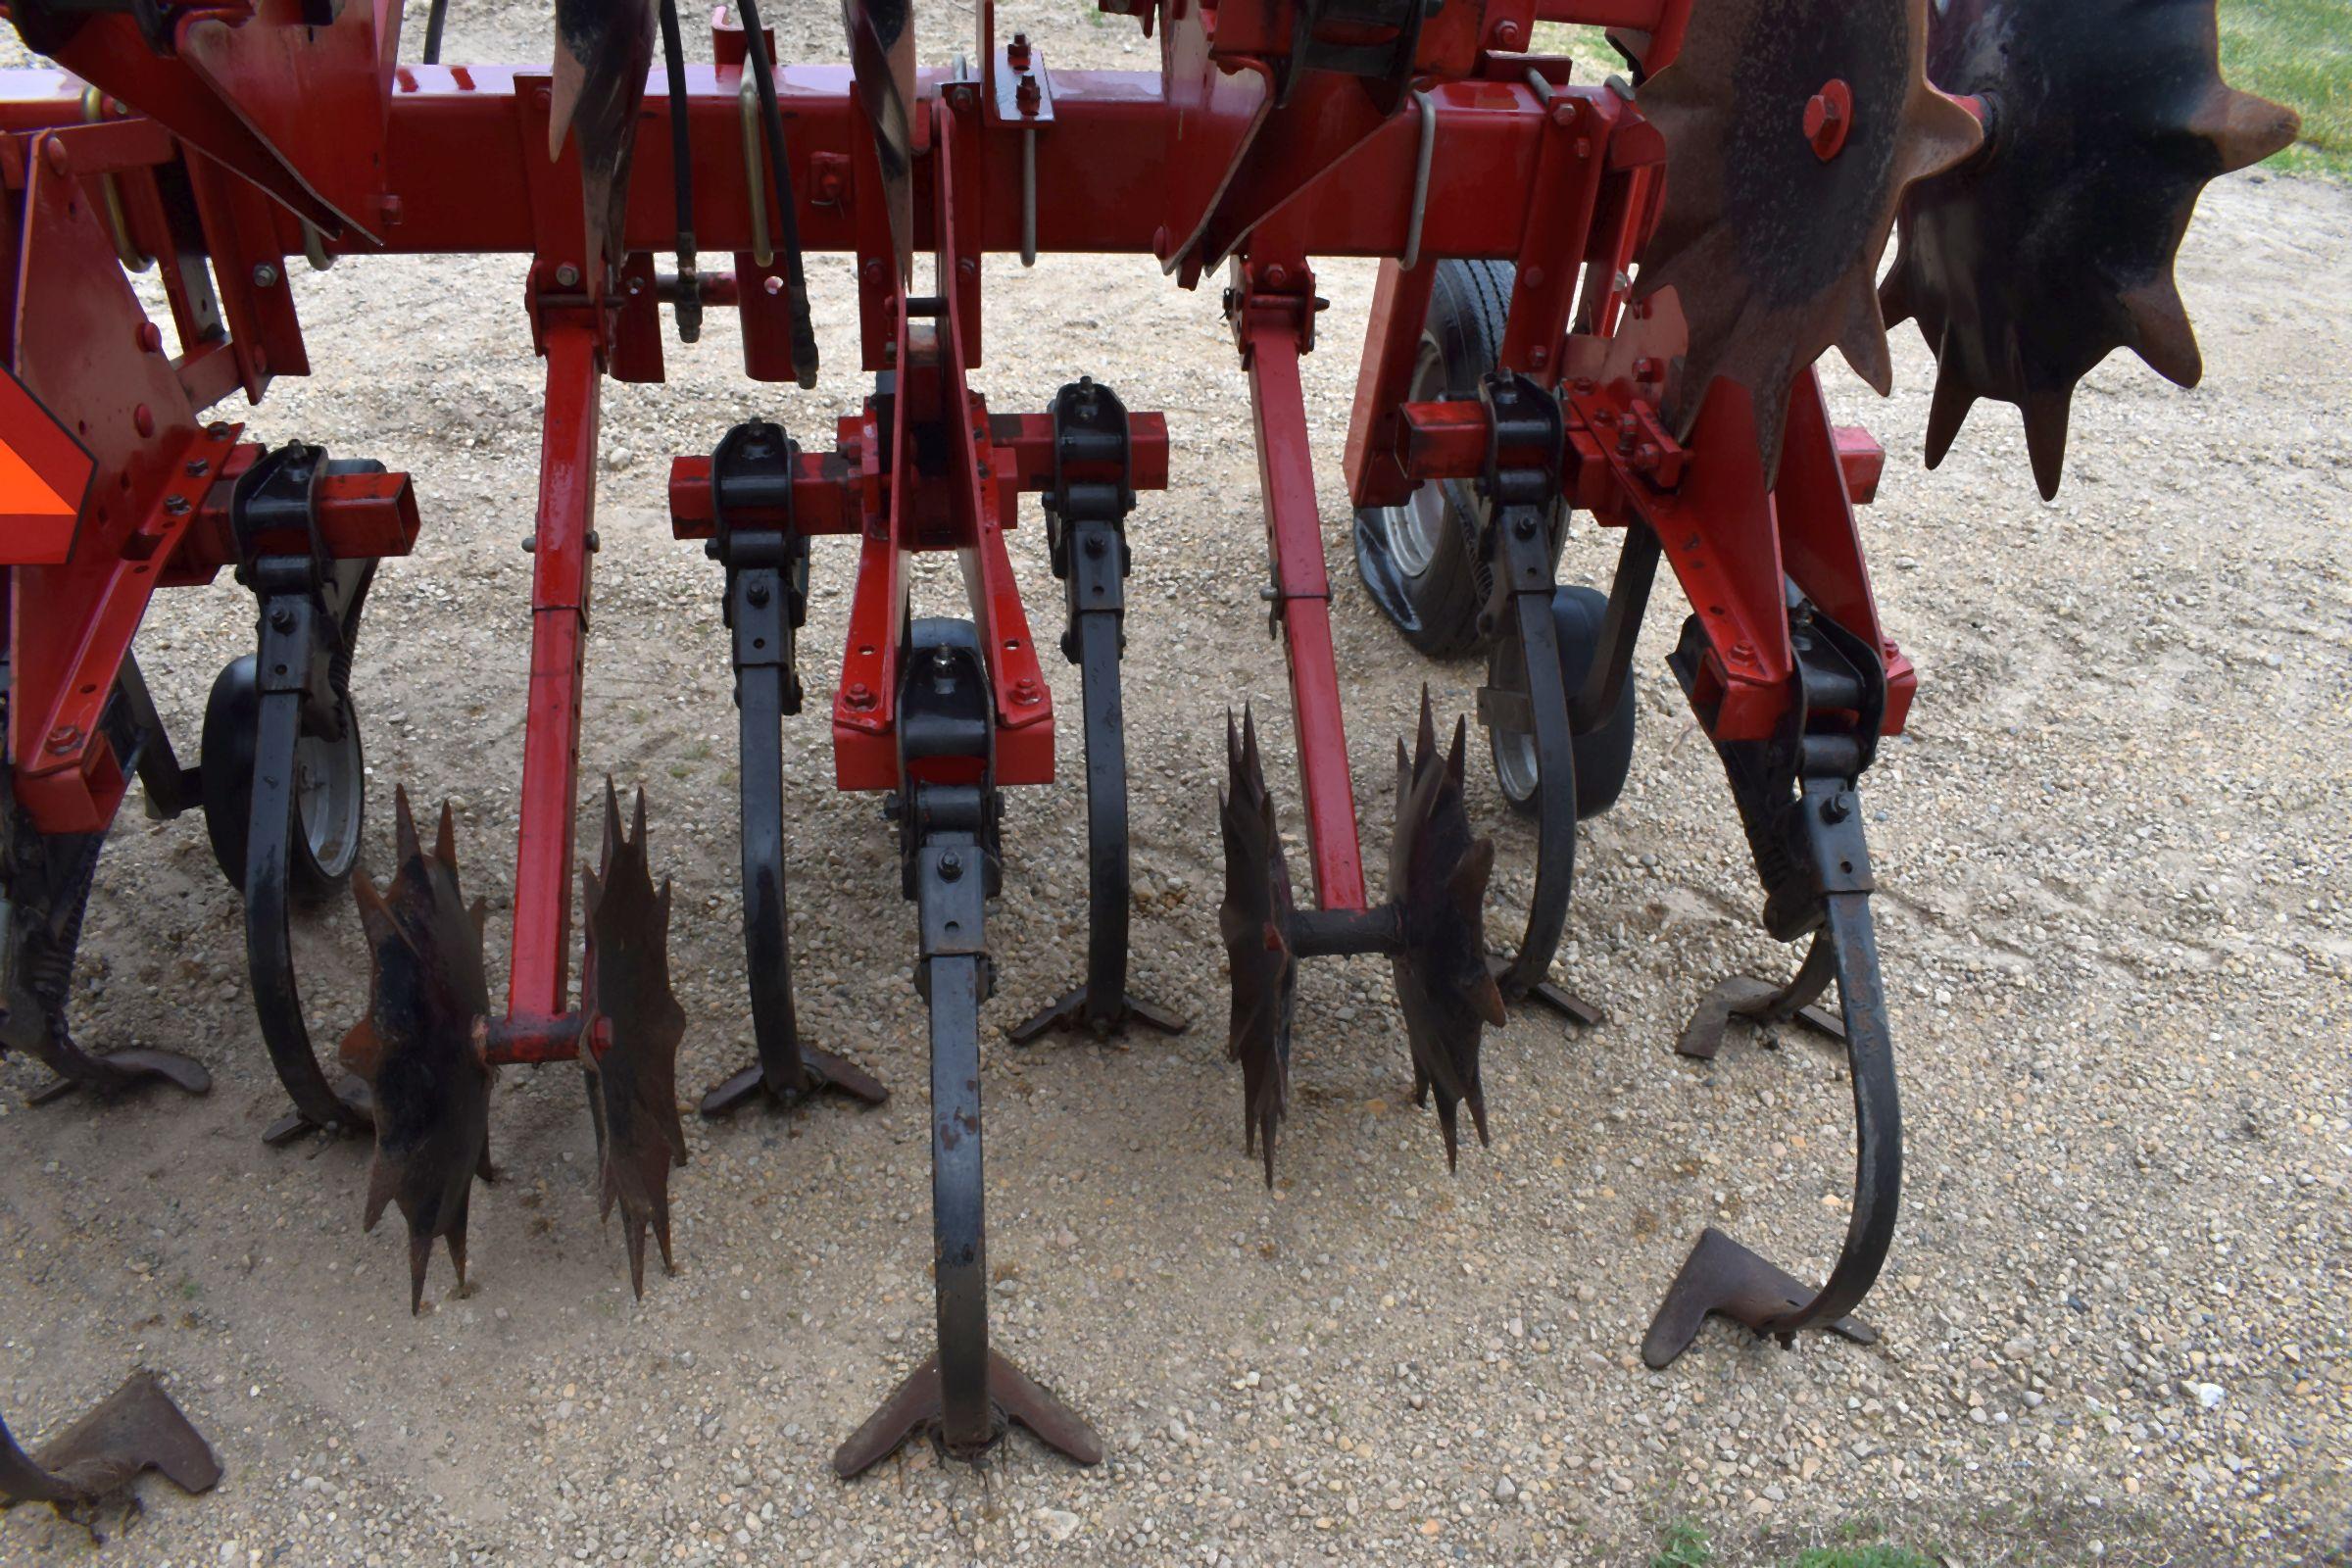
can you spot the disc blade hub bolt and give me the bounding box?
[1804,78,1854,162]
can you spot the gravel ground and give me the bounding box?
[3,7,2348,1567]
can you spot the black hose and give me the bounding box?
[656,0,701,341]
[731,0,820,387]
[421,0,448,64]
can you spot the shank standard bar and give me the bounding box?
[1243,311,1366,913]
[508,321,601,1027]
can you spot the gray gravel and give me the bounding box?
[2,6,2348,1566]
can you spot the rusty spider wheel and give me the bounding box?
[1633,0,1983,479]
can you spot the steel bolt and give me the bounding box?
[132,404,155,438]
[1549,100,1576,129]
[163,494,189,515]
[957,257,977,279]
[379,194,405,225]
[251,263,279,288]
[1821,792,1852,824]
[1013,676,1042,706]
[1492,18,1521,48]
[270,607,296,632]
[46,724,81,755]
[555,263,581,288]
[185,458,210,477]
[41,138,68,174]
[939,850,963,880]
[747,582,770,607]
[1083,533,1106,558]
[949,85,975,111]
[521,534,538,552]
[845,682,875,710]
[586,529,601,552]
[1529,346,1548,368]
[1265,264,1288,287]
[1803,78,1854,162]
[1007,30,1032,67]
[863,259,887,285]
[136,321,163,354]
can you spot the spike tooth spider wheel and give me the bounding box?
[1388,697,1507,1171]
[1216,707,1297,1185]
[1215,695,1510,1183]
[1880,0,2301,498]
[579,781,691,1298]
[1632,0,1983,480]
[339,790,494,1316]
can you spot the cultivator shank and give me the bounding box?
[0,0,2298,1498]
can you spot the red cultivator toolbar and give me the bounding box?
[0,0,2296,1508]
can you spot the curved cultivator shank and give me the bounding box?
[1880,0,2301,497]
[580,782,691,1297]
[341,790,495,1315]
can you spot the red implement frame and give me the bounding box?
[0,0,1915,1076]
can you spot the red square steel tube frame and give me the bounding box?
[1233,256,1368,914]
[506,318,602,1029]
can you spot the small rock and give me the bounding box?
[1037,1507,1081,1544]
[1494,1476,1516,1503]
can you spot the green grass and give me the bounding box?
[2221,0,2352,176]
[1538,3,2348,179]
[1788,1548,1941,1568]
[1653,1523,1942,1568]
[1651,1521,1716,1568]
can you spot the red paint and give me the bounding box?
[506,321,601,1024]
[1236,260,1366,914]
[1804,78,1853,162]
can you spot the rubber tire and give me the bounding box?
[200,655,367,908]
[1491,584,1639,822]
[1351,259,1517,660]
